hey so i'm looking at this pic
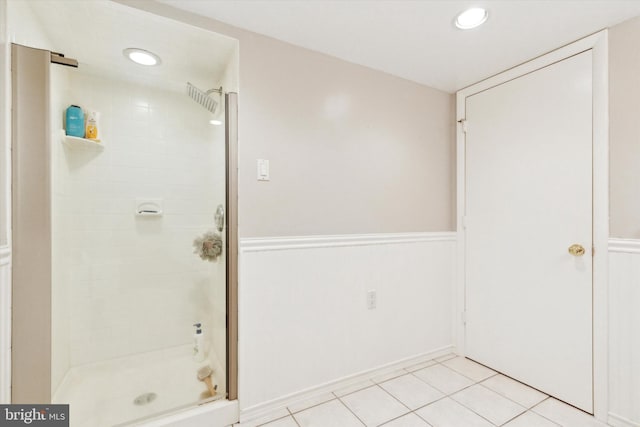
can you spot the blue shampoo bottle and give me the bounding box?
[65,105,85,137]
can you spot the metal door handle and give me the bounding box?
[215,204,224,232]
[568,244,585,257]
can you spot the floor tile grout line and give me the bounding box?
[498,410,531,427]
[449,392,526,427]
[529,396,568,426]
[374,411,418,427]
[446,377,528,426]
[535,410,563,427]
[286,407,302,427]
[253,413,295,427]
[374,382,414,413]
[334,383,377,399]
[290,414,302,427]
[339,382,413,426]
[286,394,337,415]
[478,368,557,411]
[382,382,582,427]
[405,374,514,426]
[411,408,434,426]
[410,393,451,413]
[442,355,575,422]
[476,379,548,411]
[435,357,498,383]
[504,400,563,427]
[407,368,476,396]
[336,395,368,426]
[505,409,562,427]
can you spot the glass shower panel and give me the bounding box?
[50,69,228,427]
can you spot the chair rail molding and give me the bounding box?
[240,231,456,252]
[609,238,640,254]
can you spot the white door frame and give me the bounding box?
[455,30,609,420]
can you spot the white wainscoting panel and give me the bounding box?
[238,232,455,414]
[0,246,11,404]
[609,239,640,427]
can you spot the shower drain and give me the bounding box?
[133,392,157,406]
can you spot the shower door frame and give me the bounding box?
[226,92,239,401]
[8,44,240,406]
[9,43,52,404]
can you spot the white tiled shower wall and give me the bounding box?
[51,69,227,372]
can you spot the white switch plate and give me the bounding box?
[257,159,270,181]
[367,290,377,310]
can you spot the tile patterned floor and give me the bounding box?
[233,354,609,427]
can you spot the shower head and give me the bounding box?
[187,82,222,114]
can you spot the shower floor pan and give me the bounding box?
[53,344,225,427]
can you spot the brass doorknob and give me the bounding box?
[568,244,585,257]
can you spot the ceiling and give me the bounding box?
[21,0,237,93]
[156,0,640,92]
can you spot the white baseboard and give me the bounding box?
[609,413,640,427]
[239,345,454,423]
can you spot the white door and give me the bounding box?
[465,50,593,412]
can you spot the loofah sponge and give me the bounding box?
[193,231,223,262]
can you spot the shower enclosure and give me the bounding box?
[8,1,238,426]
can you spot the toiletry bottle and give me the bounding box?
[85,110,100,140]
[65,105,85,137]
[193,323,205,362]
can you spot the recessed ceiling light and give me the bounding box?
[209,119,223,126]
[123,48,161,66]
[455,7,488,30]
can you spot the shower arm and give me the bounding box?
[206,87,223,96]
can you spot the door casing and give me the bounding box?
[455,30,609,421]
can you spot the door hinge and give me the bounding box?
[461,216,467,229]
[462,311,467,325]
[458,119,468,133]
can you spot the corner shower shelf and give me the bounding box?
[62,135,105,150]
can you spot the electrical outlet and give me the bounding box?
[367,290,377,310]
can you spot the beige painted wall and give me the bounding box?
[235,37,453,236]
[116,1,454,238]
[610,16,640,239]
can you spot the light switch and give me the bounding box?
[257,159,270,181]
